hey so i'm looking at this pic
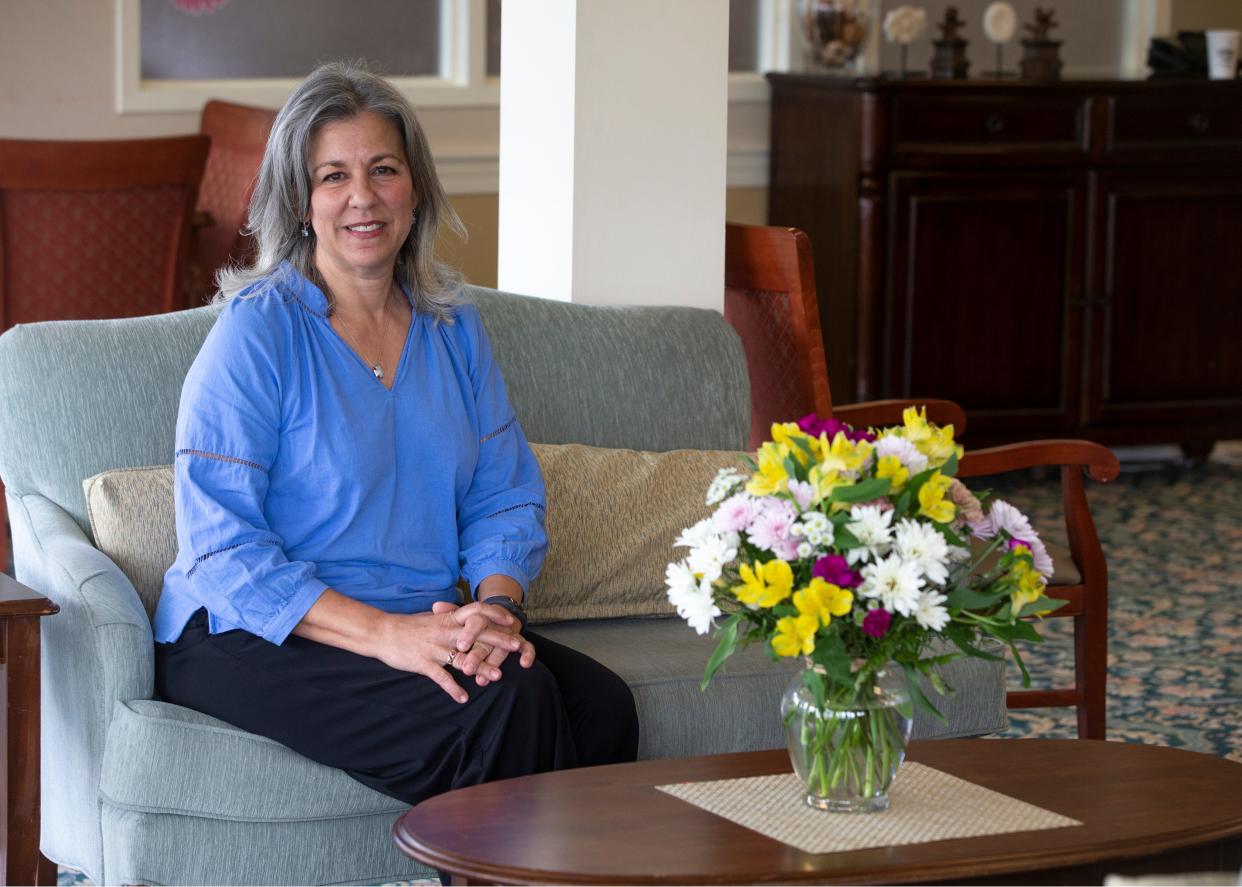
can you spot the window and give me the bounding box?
[139,0,441,79]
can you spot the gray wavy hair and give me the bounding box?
[216,61,466,322]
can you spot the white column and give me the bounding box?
[497,0,729,311]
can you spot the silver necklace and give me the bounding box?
[333,290,393,380]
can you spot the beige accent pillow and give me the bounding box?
[83,466,176,620]
[526,443,747,623]
[81,445,749,625]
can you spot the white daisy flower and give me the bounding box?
[798,511,835,548]
[845,504,895,564]
[706,467,747,506]
[674,517,716,550]
[893,518,951,585]
[912,590,950,631]
[676,579,723,635]
[859,553,924,616]
[665,560,699,603]
[686,534,738,585]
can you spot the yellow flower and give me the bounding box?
[919,425,964,468]
[807,464,846,505]
[875,454,910,492]
[1009,559,1051,615]
[793,578,854,628]
[817,431,873,476]
[902,406,933,444]
[917,471,956,523]
[770,422,815,466]
[772,613,819,658]
[746,442,791,496]
[734,559,794,609]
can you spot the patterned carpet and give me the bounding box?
[989,446,1242,762]
[56,445,1242,885]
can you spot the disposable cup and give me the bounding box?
[1206,29,1239,80]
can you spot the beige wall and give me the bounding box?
[1171,0,1242,32]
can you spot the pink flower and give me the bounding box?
[712,493,757,534]
[748,503,800,560]
[813,554,862,588]
[862,608,892,638]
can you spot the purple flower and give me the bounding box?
[796,412,875,444]
[813,554,862,588]
[863,608,892,638]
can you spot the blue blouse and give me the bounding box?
[154,262,547,645]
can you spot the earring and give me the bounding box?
[301,220,310,238]
[411,208,419,225]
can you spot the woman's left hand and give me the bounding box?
[432,595,535,686]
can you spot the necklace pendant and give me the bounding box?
[372,364,384,380]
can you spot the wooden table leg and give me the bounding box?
[5,616,51,886]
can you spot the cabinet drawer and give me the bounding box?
[1107,92,1242,154]
[890,94,1088,159]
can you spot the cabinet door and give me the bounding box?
[1086,171,1242,436]
[887,172,1086,443]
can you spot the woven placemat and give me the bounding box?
[656,762,1081,854]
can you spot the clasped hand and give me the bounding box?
[376,599,535,703]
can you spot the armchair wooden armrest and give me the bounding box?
[832,398,967,434]
[958,438,1119,740]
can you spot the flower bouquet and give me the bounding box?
[665,408,1061,812]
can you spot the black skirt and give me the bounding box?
[155,609,639,804]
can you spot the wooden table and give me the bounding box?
[0,572,58,886]
[392,739,1242,885]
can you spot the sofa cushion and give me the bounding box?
[100,699,405,820]
[525,443,746,623]
[82,445,753,623]
[83,466,176,620]
[535,617,1009,759]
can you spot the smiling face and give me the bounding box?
[306,110,416,284]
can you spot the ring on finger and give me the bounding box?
[445,649,457,667]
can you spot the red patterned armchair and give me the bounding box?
[0,134,209,570]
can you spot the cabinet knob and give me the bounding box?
[1188,112,1211,134]
[984,113,1006,135]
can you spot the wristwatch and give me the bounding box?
[482,594,528,631]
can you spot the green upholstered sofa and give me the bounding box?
[0,287,1007,885]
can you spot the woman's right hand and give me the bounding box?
[372,601,522,703]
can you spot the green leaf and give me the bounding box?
[741,454,758,472]
[989,620,1042,643]
[1016,595,1070,618]
[943,623,1004,661]
[828,476,892,504]
[945,584,1001,610]
[700,616,741,691]
[937,524,965,547]
[833,525,861,550]
[942,451,959,477]
[901,662,947,724]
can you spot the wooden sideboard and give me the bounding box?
[767,75,1242,452]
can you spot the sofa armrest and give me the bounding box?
[9,492,155,874]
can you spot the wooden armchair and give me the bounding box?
[189,100,277,306]
[0,134,210,572]
[724,222,1119,739]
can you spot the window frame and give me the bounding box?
[115,0,786,113]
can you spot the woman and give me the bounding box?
[154,62,638,804]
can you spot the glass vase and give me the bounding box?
[796,0,877,74]
[781,666,913,813]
